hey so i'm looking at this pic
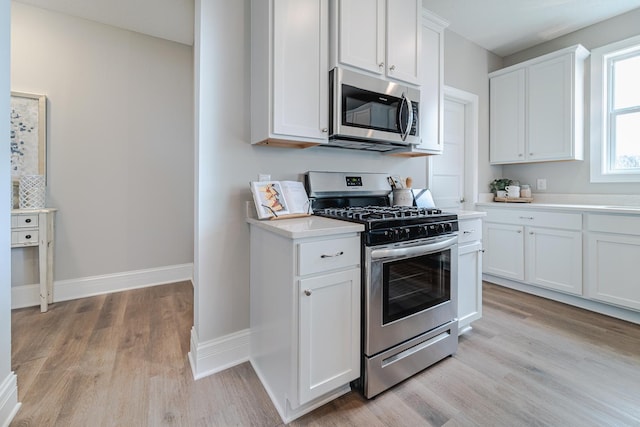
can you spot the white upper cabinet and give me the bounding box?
[489,69,526,163]
[331,0,421,86]
[489,44,589,164]
[251,0,329,148]
[386,10,448,157]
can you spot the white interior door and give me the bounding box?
[429,87,478,210]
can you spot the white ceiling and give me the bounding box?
[13,0,640,55]
[423,0,640,57]
[14,0,195,46]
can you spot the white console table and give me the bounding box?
[11,208,57,312]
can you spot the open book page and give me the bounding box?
[250,180,311,219]
[279,181,312,215]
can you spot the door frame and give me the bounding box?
[427,86,479,208]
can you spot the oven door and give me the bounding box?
[364,235,458,357]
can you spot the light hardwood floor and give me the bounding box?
[11,281,640,426]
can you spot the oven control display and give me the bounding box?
[345,176,363,187]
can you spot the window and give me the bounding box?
[591,35,640,182]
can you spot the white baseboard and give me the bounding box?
[0,372,20,427]
[188,326,250,380]
[11,263,193,309]
[484,274,640,325]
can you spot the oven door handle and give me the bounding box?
[370,236,457,260]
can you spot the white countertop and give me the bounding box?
[247,215,364,239]
[476,201,640,215]
[248,210,485,239]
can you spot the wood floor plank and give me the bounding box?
[11,281,640,426]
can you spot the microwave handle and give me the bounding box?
[398,94,413,142]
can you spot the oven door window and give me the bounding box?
[382,250,451,324]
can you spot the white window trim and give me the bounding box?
[590,34,640,183]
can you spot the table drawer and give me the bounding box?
[12,230,39,246]
[13,214,39,228]
[458,219,482,244]
[298,236,360,276]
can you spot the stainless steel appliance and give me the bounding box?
[306,171,458,398]
[327,68,421,152]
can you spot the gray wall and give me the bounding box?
[442,30,503,195]
[10,3,194,286]
[192,0,433,344]
[500,7,640,195]
[1,0,13,412]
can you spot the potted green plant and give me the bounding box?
[489,178,512,197]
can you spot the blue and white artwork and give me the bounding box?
[10,93,44,178]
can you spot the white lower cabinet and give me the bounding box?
[526,226,582,295]
[483,222,525,281]
[249,223,360,423]
[457,217,483,334]
[481,207,582,295]
[586,214,640,311]
[298,268,360,403]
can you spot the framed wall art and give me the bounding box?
[10,91,47,182]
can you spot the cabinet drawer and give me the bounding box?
[298,236,360,276]
[587,214,640,236]
[12,214,39,228]
[484,208,581,230]
[12,230,39,246]
[458,219,482,244]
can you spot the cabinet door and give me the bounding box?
[337,0,384,75]
[489,69,526,164]
[483,222,525,280]
[526,227,582,295]
[527,54,573,161]
[587,233,640,311]
[458,241,483,335]
[273,0,329,141]
[385,0,420,85]
[415,17,444,153]
[298,268,360,404]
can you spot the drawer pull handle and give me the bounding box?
[321,251,344,258]
[25,234,32,239]
[25,218,31,223]
[519,216,534,220]
[304,290,312,296]
[463,230,475,234]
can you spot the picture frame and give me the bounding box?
[10,91,47,182]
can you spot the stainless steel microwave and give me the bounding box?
[328,67,420,152]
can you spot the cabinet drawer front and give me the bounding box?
[13,230,39,246]
[13,214,39,228]
[587,214,640,236]
[458,219,482,243]
[298,236,360,276]
[484,209,581,230]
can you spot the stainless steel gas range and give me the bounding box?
[306,171,459,398]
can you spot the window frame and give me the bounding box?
[590,35,640,183]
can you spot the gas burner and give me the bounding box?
[317,205,443,221]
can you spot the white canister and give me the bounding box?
[392,189,414,206]
[505,185,520,198]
